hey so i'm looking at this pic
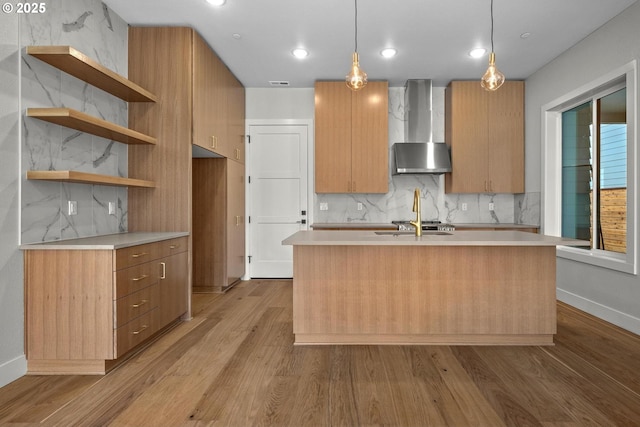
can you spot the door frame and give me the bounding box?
[245,119,314,280]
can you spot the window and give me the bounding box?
[542,61,636,274]
[561,87,627,253]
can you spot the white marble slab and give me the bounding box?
[283,230,587,247]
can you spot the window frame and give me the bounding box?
[542,60,637,275]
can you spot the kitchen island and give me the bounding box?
[282,230,586,346]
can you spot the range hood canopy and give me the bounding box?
[393,79,452,174]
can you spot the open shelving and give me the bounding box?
[26,170,155,188]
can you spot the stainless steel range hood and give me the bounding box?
[393,79,452,174]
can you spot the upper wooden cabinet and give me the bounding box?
[444,80,524,194]
[192,33,245,161]
[315,81,389,193]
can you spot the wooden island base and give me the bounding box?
[292,245,557,346]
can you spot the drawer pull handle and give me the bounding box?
[132,325,148,335]
[160,262,166,279]
[169,244,179,249]
[132,252,148,258]
[132,299,148,308]
[131,275,148,282]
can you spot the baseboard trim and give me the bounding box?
[0,354,27,388]
[557,288,640,335]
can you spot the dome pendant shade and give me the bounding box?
[481,52,505,91]
[346,52,368,91]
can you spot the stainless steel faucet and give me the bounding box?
[409,188,422,237]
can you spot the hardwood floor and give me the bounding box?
[1,279,640,426]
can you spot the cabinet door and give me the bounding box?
[445,81,490,193]
[227,73,246,163]
[488,81,524,193]
[314,82,352,193]
[192,31,228,156]
[351,81,389,193]
[227,159,245,285]
[159,251,189,326]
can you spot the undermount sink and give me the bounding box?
[374,231,452,236]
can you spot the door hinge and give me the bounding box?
[248,176,251,184]
[248,216,251,224]
[248,255,252,263]
[247,135,251,144]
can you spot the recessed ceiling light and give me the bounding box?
[292,48,309,59]
[206,0,226,5]
[469,48,486,58]
[520,32,531,39]
[380,48,397,58]
[232,33,241,40]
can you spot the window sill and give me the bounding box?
[557,245,636,275]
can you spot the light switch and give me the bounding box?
[109,202,116,215]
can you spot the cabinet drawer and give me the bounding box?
[115,242,163,270]
[114,307,159,357]
[114,283,159,328]
[161,236,188,257]
[114,261,160,299]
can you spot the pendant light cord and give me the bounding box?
[490,0,494,52]
[354,0,359,53]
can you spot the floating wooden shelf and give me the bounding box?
[27,46,158,103]
[27,170,155,188]
[27,108,156,145]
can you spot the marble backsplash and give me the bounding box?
[314,87,541,226]
[20,0,129,243]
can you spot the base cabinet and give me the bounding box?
[24,237,188,374]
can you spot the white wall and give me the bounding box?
[0,11,26,388]
[526,1,640,332]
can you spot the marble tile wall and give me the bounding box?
[20,0,129,243]
[315,87,541,226]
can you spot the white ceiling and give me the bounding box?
[103,0,637,88]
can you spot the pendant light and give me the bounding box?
[346,0,367,91]
[481,0,505,91]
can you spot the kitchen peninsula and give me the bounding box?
[283,230,586,346]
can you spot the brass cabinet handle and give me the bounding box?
[132,299,148,308]
[169,244,179,249]
[160,262,166,279]
[235,215,240,226]
[131,274,148,282]
[132,325,148,335]
[210,135,217,149]
[131,252,148,258]
[235,148,240,160]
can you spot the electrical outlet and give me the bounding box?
[489,202,495,211]
[108,202,116,215]
[68,201,78,216]
[320,202,329,211]
[357,202,363,211]
[462,203,468,211]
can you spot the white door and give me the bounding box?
[249,125,308,278]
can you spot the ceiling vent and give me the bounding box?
[269,80,290,87]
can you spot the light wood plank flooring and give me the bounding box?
[1,279,640,426]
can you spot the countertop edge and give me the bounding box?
[20,231,190,250]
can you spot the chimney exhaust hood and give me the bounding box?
[393,79,452,174]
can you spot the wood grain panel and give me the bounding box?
[128,26,192,234]
[159,251,189,325]
[226,159,245,285]
[488,81,524,193]
[292,245,556,344]
[351,81,389,193]
[25,250,114,361]
[314,81,352,193]
[445,81,489,193]
[192,158,226,291]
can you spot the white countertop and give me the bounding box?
[20,231,189,250]
[282,230,587,247]
[311,222,539,230]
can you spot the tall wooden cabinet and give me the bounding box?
[314,81,388,193]
[192,158,245,292]
[444,80,524,194]
[128,27,246,297]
